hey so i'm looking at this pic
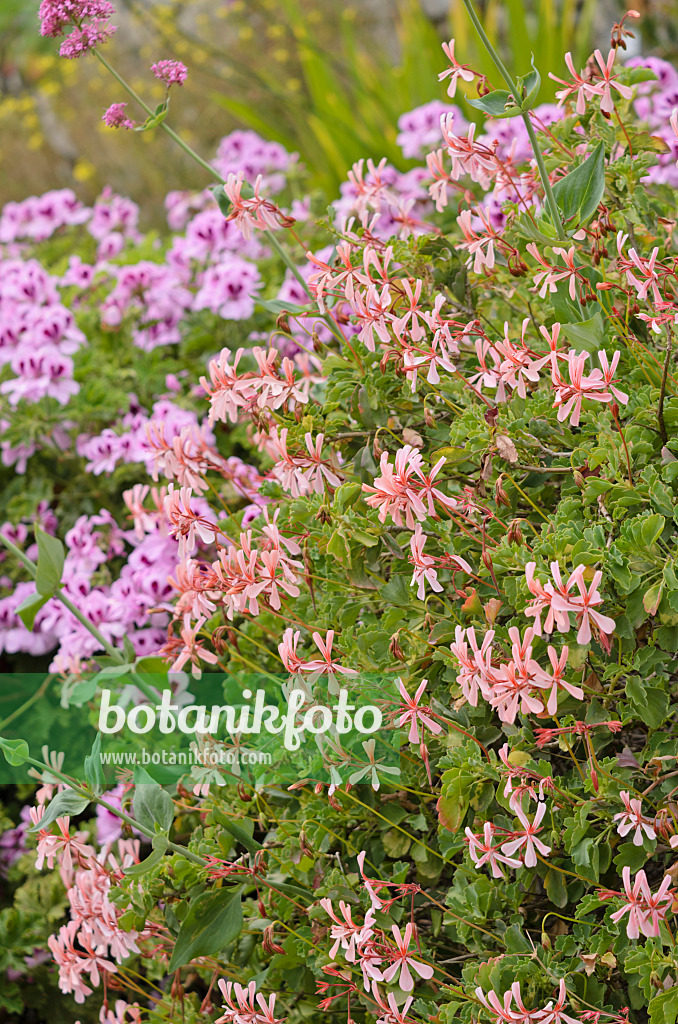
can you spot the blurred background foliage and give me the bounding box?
[0,0,676,226]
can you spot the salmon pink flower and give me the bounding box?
[382,923,434,991]
[501,802,551,868]
[438,39,475,97]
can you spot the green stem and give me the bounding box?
[25,755,206,866]
[459,0,568,242]
[0,534,159,703]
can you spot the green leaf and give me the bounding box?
[625,678,669,729]
[16,590,50,630]
[467,90,522,119]
[437,768,471,833]
[572,837,599,882]
[649,989,678,1024]
[124,835,169,877]
[383,827,411,857]
[520,57,541,109]
[67,678,99,706]
[30,789,90,832]
[641,513,665,547]
[209,184,231,218]
[0,737,29,766]
[257,297,313,316]
[213,811,264,855]
[544,868,569,908]
[168,887,243,971]
[83,733,104,793]
[643,581,663,616]
[133,783,174,833]
[34,526,65,596]
[561,313,606,353]
[552,141,606,225]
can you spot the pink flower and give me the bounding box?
[151,59,188,86]
[438,39,475,97]
[614,791,656,846]
[449,625,495,707]
[371,982,415,1024]
[465,822,522,878]
[607,866,674,939]
[102,103,134,130]
[396,678,443,744]
[216,980,286,1024]
[535,645,583,715]
[163,484,216,558]
[158,615,218,678]
[549,52,605,114]
[553,569,616,645]
[592,48,633,113]
[306,629,357,693]
[409,525,442,599]
[501,802,552,868]
[319,898,375,962]
[382,923,434,991]
[38,0,117,57]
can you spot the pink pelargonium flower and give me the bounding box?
[438,39,475,97]
[381,923,434,991]
[592,48,634,113]
[158,615,219,679]
[396,678,443,744]
[465,822,522,879]
[501,801,552,868]
[613,791,656,846]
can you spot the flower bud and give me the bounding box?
[389,631,405,662]
[373,435,384,460]
[494,475,511,507]
[262,924,285,955]
[276,312,292,335]
[299,830,314,858]
[237,783,252,802]
[507,519,523,545]
[424,407,436,428]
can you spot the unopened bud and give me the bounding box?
[424,407,436,428]
[573,470,586,489]
[373,435,384,460]
[258,899,267,917]
[481,550,494,573]
[590,768,599,794]
[316,505,332,526]
[314,782,324,795]
[299,830,314,858]
[541,932,552,950]
[312,330,324,353]
[262,924,285,955]
[507,519,523,545]
[389,631,405,662]
[276,312,292,335]
[237,783,252,802]
[494,475,511,508]
[328,792,342,811]
[212,625,234,655]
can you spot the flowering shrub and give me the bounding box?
[3,4,678,1024]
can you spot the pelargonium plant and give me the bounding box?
[1,2,678,1024]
